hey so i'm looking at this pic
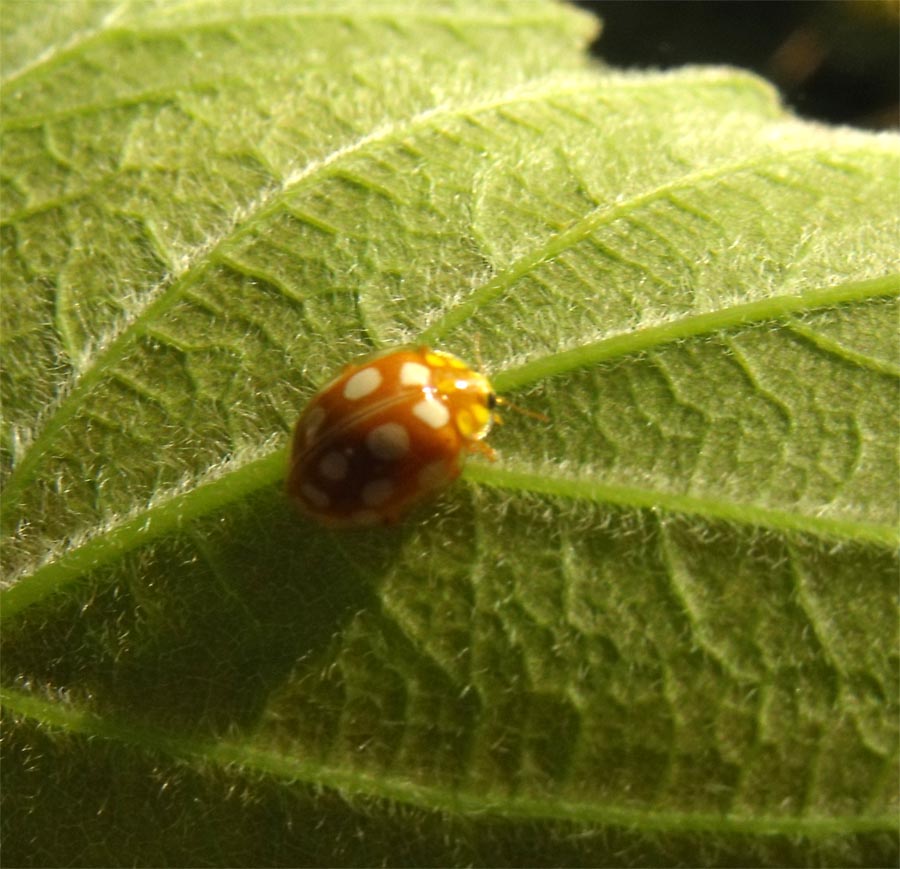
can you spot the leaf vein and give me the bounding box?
[1,684,894,836]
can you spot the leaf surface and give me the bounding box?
[2,1,898,865]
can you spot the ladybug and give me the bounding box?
[287,346,499,527]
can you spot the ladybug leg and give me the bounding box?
[468,440,497,461]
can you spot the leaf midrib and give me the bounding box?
[494,275,900,391]
[466,463,898,546]
[0,684,894,836]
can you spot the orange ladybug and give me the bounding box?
[287,347,498,527]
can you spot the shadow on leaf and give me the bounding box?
[1,485,413,734]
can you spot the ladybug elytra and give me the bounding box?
[287,347,498,527]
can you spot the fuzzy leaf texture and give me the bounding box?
[1,0,898,865]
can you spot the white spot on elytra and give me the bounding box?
[343,367,382,401]
[413,397,450,429]
[350,509,381,526]
[300,483,330,508]
[362,478,394,506]
[366,422,410,461]
[400,361,431,387]
[318,451,348,480]
[418,460,452,492]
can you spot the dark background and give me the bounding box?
[574,0,899,129]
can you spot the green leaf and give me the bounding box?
[2,0,898,865]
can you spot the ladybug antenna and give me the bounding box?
[493,394,549,423]
[473,332,486,374]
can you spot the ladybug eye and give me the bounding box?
[487,392,498,411]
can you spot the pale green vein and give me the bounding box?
[492,275,900,392]
[0,86,219,135]
[1,685,893,836]
[214,252,306,303]
[2,263,206,521]
[0,6,123,89]
[464,463,899,547]
[421,154,893,347]
[0,447,286,620]
[282,204,340,236]
[657,524,759,685]
[787,320,900,378]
